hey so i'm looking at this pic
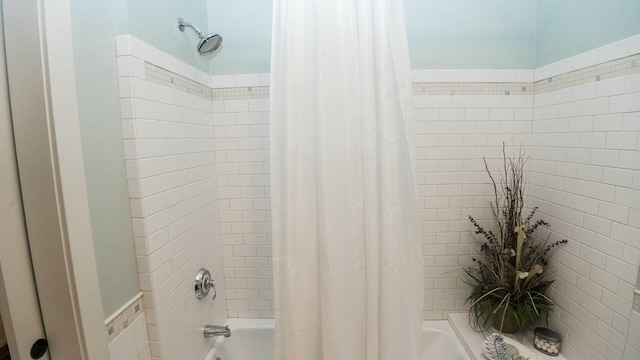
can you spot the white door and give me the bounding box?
[1,0,111,356]
[0,5,51,359]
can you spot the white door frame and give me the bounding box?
[0,4,49,358]
[2,0,110,358]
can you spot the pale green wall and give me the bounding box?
[112,0,640,75]
[208,0,273,75]
[406,0,537,69]
[117,0,212,73]
[536,0,640,66]
[70,0,140,318]
[206,0,537,75]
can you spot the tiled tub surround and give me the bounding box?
[214,35,640,360]
[116,35,228,360]
[529,50,640,359]
[214,88,273,319]
[408,82,534,319]
[112,34,640,360]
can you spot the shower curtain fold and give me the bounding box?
[270,0,423,359]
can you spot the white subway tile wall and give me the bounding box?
[530,52,640,359]
[116,35,227,360]
[412,83,534,319]
[213,86,272,318]
[108,312,151,360]
[214,76,535,319]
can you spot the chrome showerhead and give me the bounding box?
[178,17,223,55]
[197,33,223,55]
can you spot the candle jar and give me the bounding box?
[533,327,561,356]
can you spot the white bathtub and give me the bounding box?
[205,318,470,360]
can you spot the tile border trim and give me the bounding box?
[534,53,640,94]
[143,53,535,98]
[117,33,640,94]
[119,34,640,99]
[105,292,144,342]
[412,82,532,96]
[144,62,213,100]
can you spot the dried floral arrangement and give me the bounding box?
[465,145,567,333]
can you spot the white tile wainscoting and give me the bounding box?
[106,294,150,360]
[108,311,150,360]
[530,51,640,359]
[116,35,227,360]
[110,33,640,360]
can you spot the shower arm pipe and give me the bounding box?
[178,18,204,37]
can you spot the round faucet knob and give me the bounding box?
[195,268,217,300]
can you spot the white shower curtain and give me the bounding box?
[270,0,423,359]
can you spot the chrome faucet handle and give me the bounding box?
[205,277,217,300]
[195,268,217,300]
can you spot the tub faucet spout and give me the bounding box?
[204,325,231,338]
